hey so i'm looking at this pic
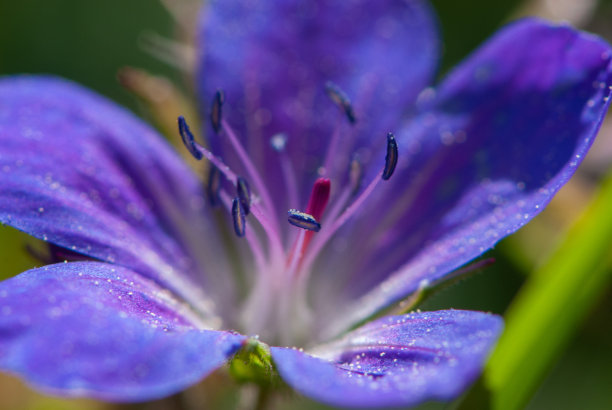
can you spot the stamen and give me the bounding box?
[285,229,306,279]
[222,119,279,227]
[210,91,277,224]
[269,132,300,207]
[301,134,399,274]
[206,165,221,207]
[176,116,284,261]
[220,191,267,271]
[325,81,356,124]
[236,177,251,216]
[232,197,246,237]
[323,184,352,227]
[211,90,224,134]
[178,116,203,160]
[177,116,244,185]
[288,210,321,232]
[382,132,398,180]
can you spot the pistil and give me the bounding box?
[300,133,399,277]
[286,178,331,275]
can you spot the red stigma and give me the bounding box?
[287,178,331,272]
[306,178,331,222]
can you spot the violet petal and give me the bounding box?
[198,0,439,207]
[272,310,502,408]
[0,262,245,402]
[0,76,235,317]
[315,19,612,333]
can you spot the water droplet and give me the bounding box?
[270,133,287,151]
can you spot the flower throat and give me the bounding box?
[177,81,398,343]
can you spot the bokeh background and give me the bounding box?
[0,0,611,409]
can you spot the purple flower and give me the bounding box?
[0,0,611,407]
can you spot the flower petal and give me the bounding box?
[316,19,612,335]
[198,0,438,207]
[0,76,235,317]
[272,310,502,408]
[0,262,245,402]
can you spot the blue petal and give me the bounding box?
[0,76,236,317]
[0,262,245,402]
[198,0,438,207]
[272,310,502,408]
[313,19,612,333]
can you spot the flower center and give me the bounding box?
[176,83,398,345]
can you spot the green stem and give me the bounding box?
[253,387,270,410]
[485,172,612,410]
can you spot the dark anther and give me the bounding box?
[287,209,321,232]
[232,197,246,237]
[211,89,225,134]
[325,81,356,124]
[207,165,221,207]
[178,116,203,160]
[382,132,398,181]
[236,177,251,216]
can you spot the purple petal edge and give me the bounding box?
[272,310,502,408]
[0,262,245,402]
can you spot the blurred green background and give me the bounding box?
[0,0,611,409]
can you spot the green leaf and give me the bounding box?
[485,172,612,410]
